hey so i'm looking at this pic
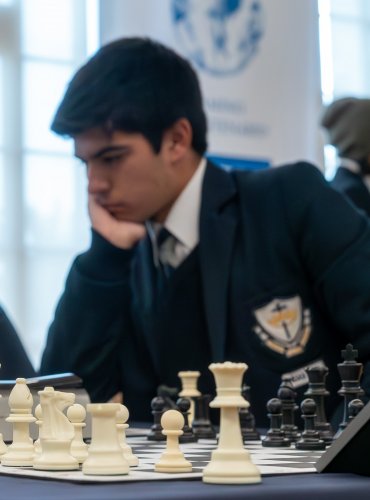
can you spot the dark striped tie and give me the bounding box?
[156,228,175,280]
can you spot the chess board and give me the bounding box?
[0,435,325,483]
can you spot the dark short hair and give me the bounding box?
[51,37,208,155]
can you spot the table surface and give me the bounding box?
[0,471,369,500]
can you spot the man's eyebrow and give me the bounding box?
[75,145,129,161]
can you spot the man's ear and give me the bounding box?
[162,118,193,162]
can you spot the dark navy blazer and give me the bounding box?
[40,162,370,422]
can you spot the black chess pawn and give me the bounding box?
[277,381,300,442]
[348,399,364,423]
[336,344,364,437]
[239,385,260,441]
[295,398,326,450]
[177,397,197,443]
[262,398,290,448]
[147,396,166,441]
[192,394,216,439]
[305,364,333,444]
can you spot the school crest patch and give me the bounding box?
[253,296,311,357]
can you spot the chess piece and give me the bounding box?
[239,385,260,441]
[348,398,364,422]
[277,381,300,442]
[178,370,201,424]
[295,398,326,450]
[192,394,216,439]
[67,403,88,464]
[262,398,291,448]
[33,404,42,457]
[83,403,129,475]
[203,362,261,484]
[177,398,197,443]
[0,434,7,455]
[147,396,166,441]
[33,386,79,470]
[157,385,179,411]
[154,409,192,473]
[304,364,333,444]
[336,344,364,437]
[1,378,36,466]
[116,404,139,466]
[0,374,5,456]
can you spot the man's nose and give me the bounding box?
[87,166,110,195]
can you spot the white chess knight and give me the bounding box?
[33,386,79,470]
[202,362,261,484]
[1,378,36,466]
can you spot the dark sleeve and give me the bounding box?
[0,306,35,378]
[331,169,370,217]
[39,229,136,402]
[281,162,370,363]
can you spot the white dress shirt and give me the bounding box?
[147,158,207,268]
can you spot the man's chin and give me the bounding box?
[111,212,144,224]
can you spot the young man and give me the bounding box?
[40,38,370,426]
[321,97,370,217]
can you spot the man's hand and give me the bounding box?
[88,195,146,249]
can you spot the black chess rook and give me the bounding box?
[305,364,333,444]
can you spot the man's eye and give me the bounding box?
[103,156,121,163]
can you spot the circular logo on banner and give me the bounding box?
[172,0,264,76]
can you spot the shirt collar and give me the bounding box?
[162,157,207,250]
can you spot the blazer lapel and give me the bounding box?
[199,163,238,362]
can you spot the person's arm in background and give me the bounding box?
[39,198,157,421]
[0,306,35,378]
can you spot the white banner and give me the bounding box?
[100,0,322,169]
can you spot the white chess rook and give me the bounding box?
[83,403,130,475]
[202,362,261,484]
[1,378,36,467]
[178,371,201,425]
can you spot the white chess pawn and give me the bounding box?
[67,404,88,464]
[82,403,129,476]
[154,409,192,473]
[33,404,42,457]
[1,378,36,466]
[116,404,139,466]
